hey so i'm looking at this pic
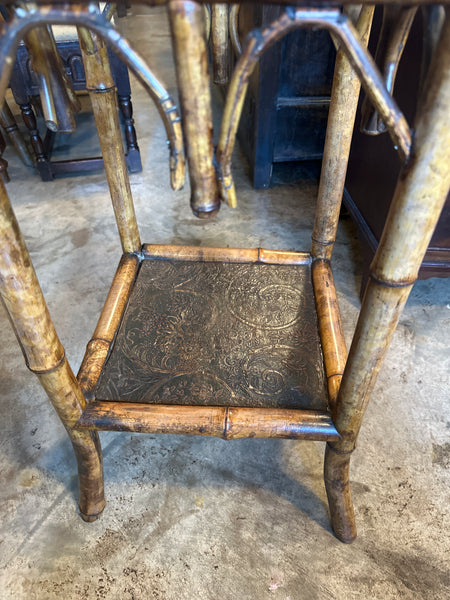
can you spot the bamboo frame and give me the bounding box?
[312,260,347,409]
[0,0,448,545]
[0,178,104,522]
[311,5,374,260]
[325,12,450,543]
[168,0,220,217]
[360,6,417,134]
[76,402,340,441]
[78,27,141,254]
[142,243,311,264]
[77,253,140,398]
[78,244,312,397]
[211,4,229,84]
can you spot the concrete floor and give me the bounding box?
[1,7,449,599]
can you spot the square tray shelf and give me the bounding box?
[76,245,345,441]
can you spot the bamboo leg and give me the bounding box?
[0,179,105,521]
[78,27,141,254]
[168,0,220,218]
[326,13,450,542]
[324,445,356,543]
[311,6,374,260]
[211,4,229,85]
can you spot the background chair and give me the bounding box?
[8,21,142,180]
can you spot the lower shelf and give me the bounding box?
[76,245,346,440]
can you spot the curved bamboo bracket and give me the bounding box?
[216,7,412,207]
[0,3,185,190]
[360,5,418,135]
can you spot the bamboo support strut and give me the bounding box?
[0,178,104,521]
[324,12,450,544]
[216,6,410,208]
[312,259,348,408]
[78,26,141,254]
[168,0,220,217]
[76,402,340,441]
[77,253,140,398]
[360,5,417,134]
[335,12,450,450]
[211,4,229,84]
[311,5,374,260]
[142,243,311,264]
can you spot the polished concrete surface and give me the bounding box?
[0,7,449,599]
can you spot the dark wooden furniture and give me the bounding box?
[9,36,142,181]
[344,8,450,293]
[0,128,9,182]
[234,4,336,188]
[0,1,449,546]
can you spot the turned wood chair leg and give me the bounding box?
[0,101,33,167]
[328,12,450,543]
[19,102,54,181]
[118,93,142,173]
[0,130,10,183]
[0,179,105,521]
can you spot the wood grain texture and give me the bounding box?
[76,402,340,441]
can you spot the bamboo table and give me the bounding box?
[0,0,449,543]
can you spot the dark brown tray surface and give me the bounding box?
[94,258,328,410]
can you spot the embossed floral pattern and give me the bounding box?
[95,259,328,410]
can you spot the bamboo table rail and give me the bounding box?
[0,1,449,544]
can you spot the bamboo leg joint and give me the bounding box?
[327,442,355,456]
[369,272,416,288]
[28,352,66,375]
